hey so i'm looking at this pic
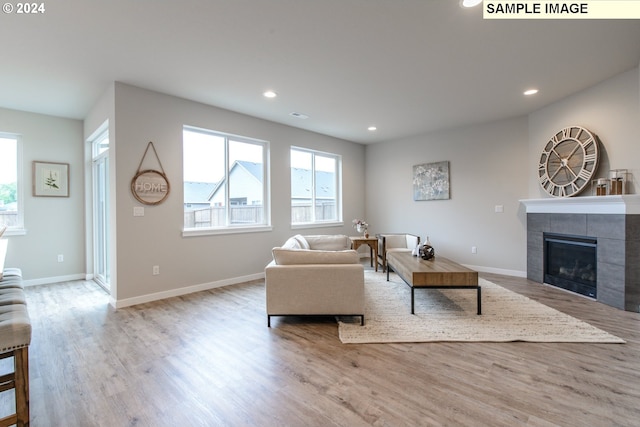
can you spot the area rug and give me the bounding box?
[338,272,625,344]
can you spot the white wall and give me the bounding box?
[110,83,366,305]
[366,117,530,276]
[0,107,85,283]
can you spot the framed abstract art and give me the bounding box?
[413,161,450,201]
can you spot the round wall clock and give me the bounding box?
[538,125,600,198]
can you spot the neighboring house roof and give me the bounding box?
[184,181,216,204]
[291,168,335,199]
[237,160,263,182]
[209,161,263,201]
[190,161,336,202]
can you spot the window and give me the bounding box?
[183,126,269,234]
[0,134,22,233]
[291,147,341,226]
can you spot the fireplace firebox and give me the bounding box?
[544,233,597,298]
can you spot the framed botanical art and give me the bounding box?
[33,161,69,197]
[413,161,450,201]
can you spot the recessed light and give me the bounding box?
[461,0,482,7]
[368,126,377,131]
[263,90,277,98]
[524,89,539,96]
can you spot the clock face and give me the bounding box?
[538,126,599,197]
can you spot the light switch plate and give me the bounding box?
[133,206,145,217]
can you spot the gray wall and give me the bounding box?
[3,64,638,304]
[367,66,640,277]
[98,83,366,305]
[366,117,529,276]
[0,107,85,283]
[528,67,640,197]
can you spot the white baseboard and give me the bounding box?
[20,265,526,309]
[462,264,527,278]
[111,272,266,309]
[22,273,87,287]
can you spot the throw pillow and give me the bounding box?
[293,234,310,249]
[281,237,302,250]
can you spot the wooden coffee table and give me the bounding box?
[386,252,481,315]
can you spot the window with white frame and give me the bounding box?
[0,134,22,233]
[290,146,341,225]
[183,126,269,233]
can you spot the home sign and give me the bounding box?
[131,142,171,205]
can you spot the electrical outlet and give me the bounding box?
[471,246,477,254]
[152,265,160,275]
[495,205,504,213]
[57,254,64,262]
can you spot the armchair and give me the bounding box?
[376,233,420,272]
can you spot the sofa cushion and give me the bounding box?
[387,247,413,255]
[304,235,350,251]
[272,248,358,265]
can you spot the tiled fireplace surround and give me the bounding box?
[522,196,640,312]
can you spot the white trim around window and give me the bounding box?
[182,126,271,237]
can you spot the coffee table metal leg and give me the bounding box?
[411,287,415,314]
[477,286,482,315]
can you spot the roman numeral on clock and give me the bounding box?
[577,168,592,182]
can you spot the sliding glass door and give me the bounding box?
[92,132,110,289]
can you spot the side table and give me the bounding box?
[350,236,379,272]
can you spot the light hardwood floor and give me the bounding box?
[2,263,640,426]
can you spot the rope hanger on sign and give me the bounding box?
[136,141,166,176]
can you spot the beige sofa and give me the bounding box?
[265,234,365,327]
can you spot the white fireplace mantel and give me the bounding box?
[520,195,640,215]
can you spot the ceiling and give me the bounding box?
[2,1,639,144]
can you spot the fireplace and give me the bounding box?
[544,233,597,298]
[523,196,640,312]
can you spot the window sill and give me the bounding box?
[1,228,27,237]
[291,221,344,230]
[182,225,273,237]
